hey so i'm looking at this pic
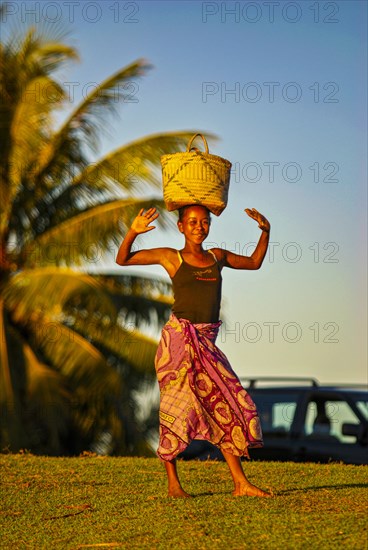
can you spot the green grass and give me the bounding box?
[0,454,367,549]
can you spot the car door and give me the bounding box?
[248,390,303,461]
[295,391,368,464]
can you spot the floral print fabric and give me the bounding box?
[155,314,263,461]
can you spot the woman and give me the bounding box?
[116,204,272,498]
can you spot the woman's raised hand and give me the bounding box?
[131,207,159,234]
[245,208,270,233]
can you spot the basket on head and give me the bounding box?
[160,133,232,216]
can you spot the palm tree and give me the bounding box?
[0,23,215,455]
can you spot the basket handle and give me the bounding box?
[187,133,209,154]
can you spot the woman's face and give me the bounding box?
[177,206,211,243]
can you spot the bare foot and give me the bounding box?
[168,486,192,498]
[232,481,273,497]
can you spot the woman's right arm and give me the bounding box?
[115,207,174,270]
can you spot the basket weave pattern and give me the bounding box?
[161,134,231,216]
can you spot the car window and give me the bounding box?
[304,399,361,444]
[252,392,299,436]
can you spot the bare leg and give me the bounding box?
[221,450,272,497]
[163,459,191,498]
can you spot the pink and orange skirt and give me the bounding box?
[155,314,263,461]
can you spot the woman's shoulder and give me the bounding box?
[209,247,227,264]
[149,247,178,257]
[159,248,182,278]
[158,247,180,258]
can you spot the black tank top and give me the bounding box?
[171,250,222,324]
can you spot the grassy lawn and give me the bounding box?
[0,454,367,549]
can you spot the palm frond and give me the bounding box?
[2,25,77,74]
[70,131,218,192]
[1,30,77,233]
[34,58,152,179]
[3,271,120,393]
[27,314,120,392]
[27,42,78,74]
[23,341,70,453]
[71,315,158,373]
[3,268,117,319]
[23,341,68,406]
[1,296,121,452]
[92,273,173,327]
[19,198,175,267]
[93,273,172,302]
[9,77,65,185]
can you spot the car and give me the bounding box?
[178,377,368,465]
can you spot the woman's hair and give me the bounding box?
[177,204,212,223]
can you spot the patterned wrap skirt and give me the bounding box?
[155,314,263,461]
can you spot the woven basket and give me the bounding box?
[161,133,232,216]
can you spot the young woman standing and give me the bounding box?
[116,204,272,497]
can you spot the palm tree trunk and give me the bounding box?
[0,238,11,285]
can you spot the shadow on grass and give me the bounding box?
[191,491,226,497]
[276,483,368,495]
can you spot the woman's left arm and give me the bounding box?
[218,208,270,270]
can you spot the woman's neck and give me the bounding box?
[182,243,205,255]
